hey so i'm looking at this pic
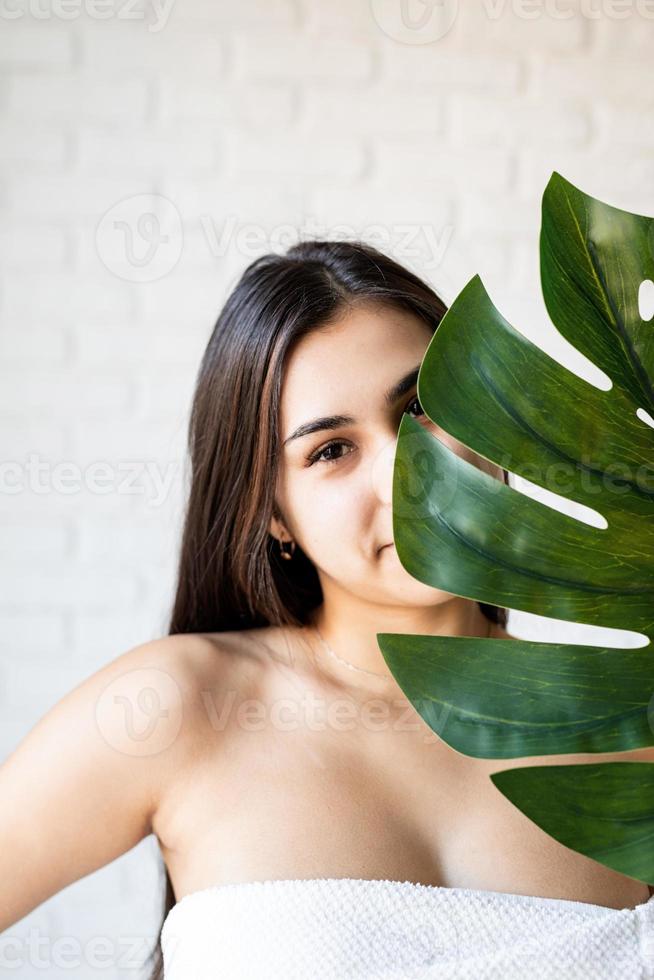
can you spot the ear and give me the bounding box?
[269,517,282,543]
[269,509,288,544]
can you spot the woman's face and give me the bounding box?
[271,300,502,608]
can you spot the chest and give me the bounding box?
[155,682,650,911]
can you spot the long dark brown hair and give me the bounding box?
[144,239,509,979]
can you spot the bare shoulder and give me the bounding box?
[128,631,237,690]
[129,628,268,687]
[78,632,231,770]
[98,632,229,727]
[125,629,257,716]
[129,627,281,748]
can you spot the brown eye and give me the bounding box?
[306,440,354,466]
[404,395,425,419]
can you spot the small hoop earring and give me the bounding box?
[279,538,296,560]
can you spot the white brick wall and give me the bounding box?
[1,1,653,975]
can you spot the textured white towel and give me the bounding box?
[161,876,654,979]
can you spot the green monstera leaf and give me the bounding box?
[377,171,654,885]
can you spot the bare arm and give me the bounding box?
[0,635,195,932]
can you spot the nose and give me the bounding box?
[369,437,397,506]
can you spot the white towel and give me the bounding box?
[161,877,654,979]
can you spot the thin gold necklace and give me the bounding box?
[312,619,492,682]
[312,624,394,681]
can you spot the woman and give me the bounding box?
[1,240,652,979]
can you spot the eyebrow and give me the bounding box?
[282,364,421,447]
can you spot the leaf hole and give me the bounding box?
[638,279,654,322]
[511,474,607,529]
